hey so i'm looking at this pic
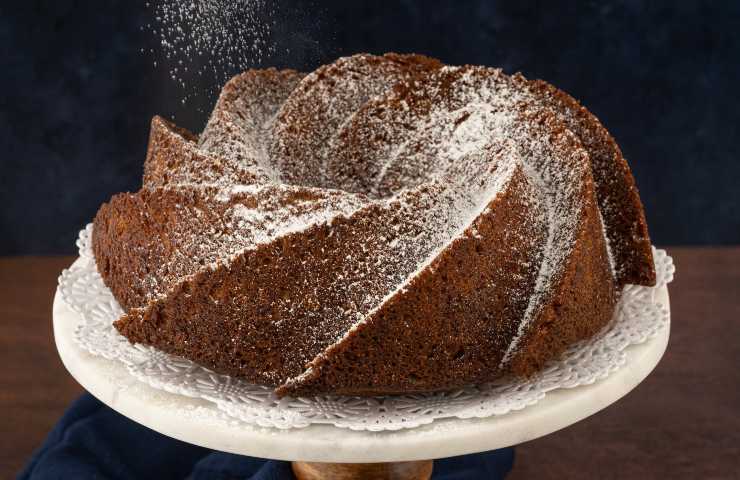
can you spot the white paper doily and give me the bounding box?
[60,225,673,431]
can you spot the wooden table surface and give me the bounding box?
[1,248,738,479]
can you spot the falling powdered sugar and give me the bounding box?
[145,0,275,105]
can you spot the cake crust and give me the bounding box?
[93,53,655,397]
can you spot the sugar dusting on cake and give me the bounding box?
[118,54,601,385]
[223,187,368,246]
[266,60,588,378]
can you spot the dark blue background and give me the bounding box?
[2,1,738,254]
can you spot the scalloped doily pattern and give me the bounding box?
[60,226,673,431]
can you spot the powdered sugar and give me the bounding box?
[223,187,368,246]
[214,184,263,202]
[146,0,275,105]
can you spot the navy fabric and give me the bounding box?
[19,394,514,479]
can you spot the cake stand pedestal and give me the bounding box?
[53,286,670,480]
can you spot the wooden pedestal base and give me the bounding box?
[291,460,433,480]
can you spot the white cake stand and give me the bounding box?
[53,285,670,479]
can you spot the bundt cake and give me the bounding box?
[92,53,655,397]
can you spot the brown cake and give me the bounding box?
[92,53,655,397]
